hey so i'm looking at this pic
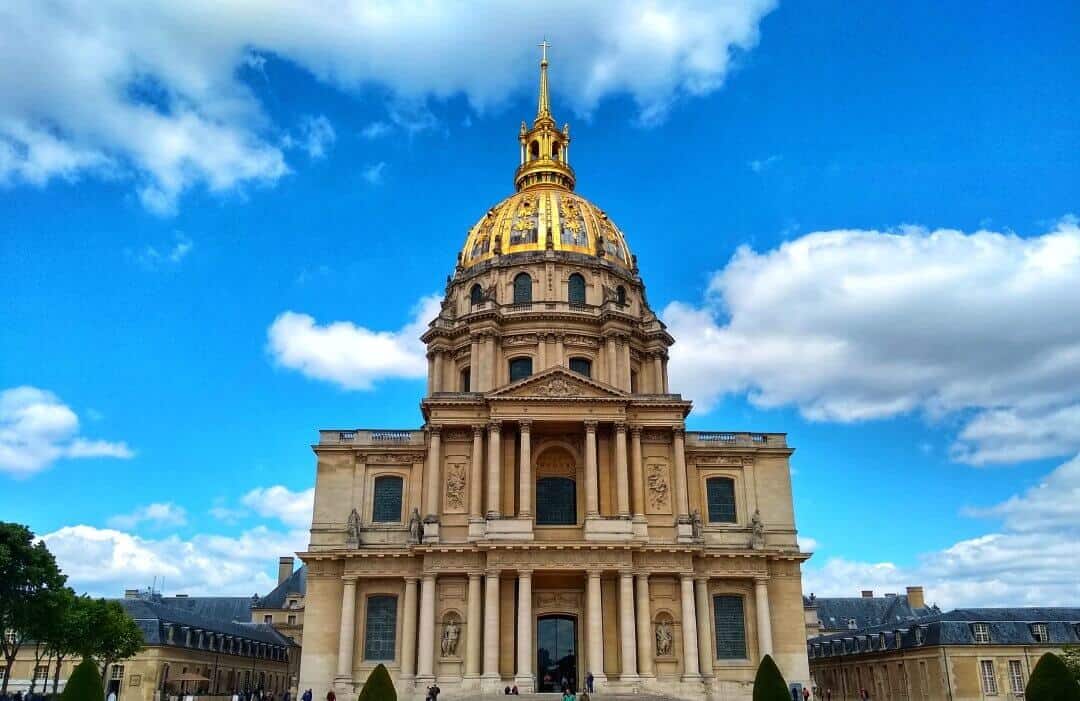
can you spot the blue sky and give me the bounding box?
[2,1,1079,605]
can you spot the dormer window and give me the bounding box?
[847,618,858,630]
[1030,622,1048,643]
[972,622,991,643]
[913,626,924,645]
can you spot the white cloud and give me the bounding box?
[748,154,780,172]
[0,386,133,476]
[126,233,193,269]
[43,524,305,597]
[0,1,775,210]
[802,455,1080,608]
[285,115,336,159]
[108,502,188,530]
[665,216,1080,465]
[361,161,386,185]
[798,535,819,552]
[360,121,392,140]
[267,294,441,390]
[240,485,314,529]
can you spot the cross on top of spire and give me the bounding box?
[538,39,550,64]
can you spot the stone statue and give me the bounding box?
[655,620,673,656]
[691,509,703,539]
[408,508,422,544]
[441,617,460,657]
[345,508,362,548]
[750,508,765,549]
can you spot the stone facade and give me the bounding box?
[296,51,811,701]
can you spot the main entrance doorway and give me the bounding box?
[536,614,577,693]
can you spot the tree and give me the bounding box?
[1025,652,1080,701]
[0,522,67,695]
[753,654,791,701]
[1062,646,1080,684]
[60,659,106,701]
[75,598,144,683]
[357,663,396,701]
[25,587,73,694]
[45,591,86,694]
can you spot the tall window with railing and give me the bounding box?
[513,273,532,304]
[568,273,586,305]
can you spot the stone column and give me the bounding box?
[538,336,547,369]
[482,571,501,684]
[426,352,435,395]
[486,422,502,519]
[464,573,483,683]
[470,425,484,520]
[618,572,638,680]
[755,578,773,658]
[584,421,599,517]
[554,333,564,366]
[469,336,480,391]
[433,351,444,392]
[630,427,645,518]
[672,427,690,519]
[679,574,701,680]
[424,426,442,519]
[335,577,357,683]
[515,570,534,690]
[694,577,714,679]
[614,423,630,518]
[653,354,664,393]
[485,334,497,390]
[621,339,632,391]
[586,572,607,685]
[634,574,654,678]
[417,574,437,682]
[400,577,420,682]
[606,337,618,387]
[518,420,532,518]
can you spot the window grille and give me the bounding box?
[568,274,586,305]
[364,595,398,660]
[705,477,737,523]
[1030,623,1048,643]
[712,595,747,659]
[372,476,404,523]
[1008,660,1024,695]
[513,273,532,304]
[535,477,576,525]
[980,660,998,695]
[111,665,125,680]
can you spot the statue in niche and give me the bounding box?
[408,508,423,544]
[345,509,361,548]
[655,619,673,657]
[441,617,460,657]
[750,509,765,549]
[691,509,703,540]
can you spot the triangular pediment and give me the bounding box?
[487,367,628,400]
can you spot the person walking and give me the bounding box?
[325,690,336,701]
[302,690,312,701]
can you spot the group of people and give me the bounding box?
[0,692,48,701]
[229,690,289,701]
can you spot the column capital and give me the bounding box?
[584,420,599,432]
[487,420,501,433]
[421,572,437,582]
[427,424,442,436]
[673,425,686,437]
[484,568,502,578]
[679,572,695,582]
[613,421,628,433]
[467,570,484,581]
[693,574,710,582]
[754,575,771,585]
[617,568,634,579]
[634,571,651,582]
[629,425,643,437]
[518,419,533,431]
[472,423,486,436]
[342,575,358,584]
[586,569,603,579]
[404,576,421,584]
[517,568,534,578]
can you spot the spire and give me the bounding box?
[536,40,552,123]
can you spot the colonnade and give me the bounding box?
[333,569,775,691]
[421,419,692,525]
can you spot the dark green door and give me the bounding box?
[536,615,577,692]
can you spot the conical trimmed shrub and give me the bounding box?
[60,660,105,701]
[753,654,790,701]
[357,663,396,701]
[1025,652,1080,701]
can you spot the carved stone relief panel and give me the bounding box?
[443,461,468,513]
[645,461,672,514]
[424,551,482,573]
[641,429,669,443]
[534,590,584,616]
[442,429,471,442]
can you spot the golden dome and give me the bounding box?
[461,186,633,268]
[460,44,633,270]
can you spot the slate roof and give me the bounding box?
[807,594,937,632]
[807,607,1080,659]
[254,566,307,610]
[158,595,254,623]
[118,597,295,648]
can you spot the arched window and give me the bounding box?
[363,595,398,660]
[705,477,736,523]
[552,142,561,160]
[630,369,638,393]
[569,357,591,378]
[513,273,532,304]
[372,475,404,523]
[536,477,577,525]
[470,284,483,305]
[459,367,471,392]
[616,285,627,305]
[530,141,540,160]
[713,595,747,659]
[509,357,533,382]
[568,273,586,305]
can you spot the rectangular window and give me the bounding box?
[705,477,737,523]
[919,660,930,700]
[372,476,404,523]
[263,614,272,623]
[712,595,747,659]
[287,615,297,625]
[111,665,125,680]
[973,623,991,643]
[981,660,998,695]
[34,665,49,682]
[1030,623,1048,643]
[363,595,398,660]
[1008,660,1024,695]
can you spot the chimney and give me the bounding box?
[861,590,874,598]
[278,556,295,585]
[124,589,140,599]
[906,586,925,609]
